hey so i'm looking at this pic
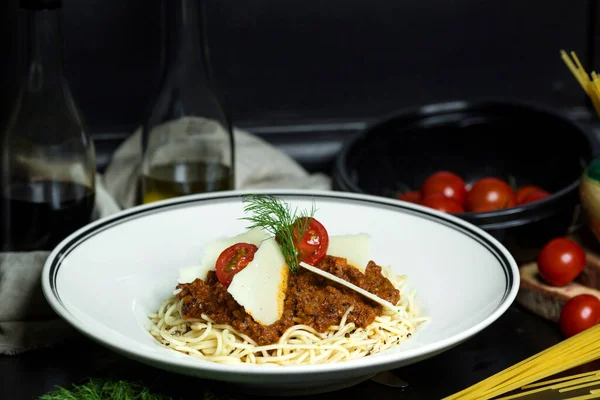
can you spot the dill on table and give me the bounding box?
[38,379,172,400]
[240,194,316,274]
[38,379,233,400]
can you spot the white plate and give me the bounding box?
[42,189,518,395]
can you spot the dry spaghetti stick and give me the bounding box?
[550,375,600,391]
[445,325,600,399]
[571,51,594,95]
[561,50,590,90]
[493,385,551,400]
[477,348,600,400]
[587,82,600,117]
[571,51,591,81]
[560,378,600,393]
[478,344,600,400]
[561,50,600,117]
[584,80,600,115]
[446,342,582,399]
[521,370,600,390]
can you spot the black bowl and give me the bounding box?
[333,100,594,264]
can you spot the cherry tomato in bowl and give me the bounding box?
[215,243,259,288]
[421,171,467,206]
[537,238,586,287]
[291,217,329,265]
[559,294,600,338]
[519,190,550,205]
[465,177,516,212]
[421,193,465,214]
[397,191,421,204]
[469,203,503,213]
[516,185,545,204]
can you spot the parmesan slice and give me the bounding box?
[326,233,372,271]
[177,265,212,284]
[227,238,289,325]
[199,227,269,274]
[299,261,397,312]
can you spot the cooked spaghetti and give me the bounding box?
[149,257,427,365]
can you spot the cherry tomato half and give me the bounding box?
[519,190,550,205]
[215,242,258,288]
[537,238,586,287]
[421,171,467,206]
[421,193,465,214]
[292,217,329,265]
[465,177,516,212]
[397,191,421,204]
[559,294,600,338]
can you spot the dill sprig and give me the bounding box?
[240,194,316,273]
[38,379,171,400]
[38,378,234,400]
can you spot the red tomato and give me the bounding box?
[516,185,544,204]
[537,238,586,287]
[465,177,516,212]
[215,242,258,288]
[470,203,502,213]
[421,171,467,206]
[519,190,550,205]
[559,294,600,338]
[421,193,465,214]
[292,217,329,265]
[397,191,421,204]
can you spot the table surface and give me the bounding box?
[1,304,583,400]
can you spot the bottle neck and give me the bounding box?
[164,0,210,75]
[19,3,66,92]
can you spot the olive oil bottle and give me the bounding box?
[142,161,231,204]
[141,0,234,204]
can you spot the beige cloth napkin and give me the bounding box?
[0,127,330,355]
[105,125,331,208]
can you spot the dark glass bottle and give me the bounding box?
[0,0,95,252]
[141,0,235,204]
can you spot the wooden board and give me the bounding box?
[516,226,600,322]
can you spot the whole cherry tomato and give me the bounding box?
[537,238,586,287]
[470,203,502,213]
[291,217,329,265]
[516,185,545,204]
[519,190,550,205]
[559,294,600,338]
[465,177,516,212]
[215,243,258,288]
[397,191,421,204]
[421,171,467,206]
[421,193,464,213]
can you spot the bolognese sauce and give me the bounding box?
[176,255,400,345]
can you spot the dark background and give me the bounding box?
[1,0,599,171]
[1,4,600,398]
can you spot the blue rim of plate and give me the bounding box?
[47,191,515,310]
